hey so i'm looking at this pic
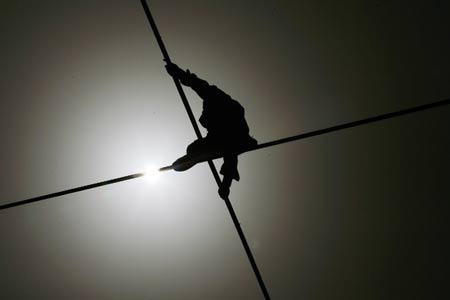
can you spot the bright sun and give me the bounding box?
[143,164,161,183]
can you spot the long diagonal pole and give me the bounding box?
[139,0,272,298]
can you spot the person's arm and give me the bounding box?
[165,62,225,101]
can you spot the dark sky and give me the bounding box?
[1,0,449,299]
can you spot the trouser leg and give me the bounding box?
[172,139,207,171]
[186,138,207,155]
[218,155,239,200]
[173,138,222,171]
[220,155,239,181]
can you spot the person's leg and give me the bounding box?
[173,137,222,171]
[218,155,239,199]
[186,138,206,155]
[172,138,206,171]
[218,175,233,199]
[220,155,239,181]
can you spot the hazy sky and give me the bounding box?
[1,1,449,299]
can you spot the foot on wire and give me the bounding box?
[218,186,230,200]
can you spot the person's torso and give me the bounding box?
[199,96,249,139]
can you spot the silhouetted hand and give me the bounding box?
[165,62,186,79]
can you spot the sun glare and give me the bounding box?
[143,164,161,183]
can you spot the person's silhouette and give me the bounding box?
[166,62,257,199]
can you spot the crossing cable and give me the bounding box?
[249,97,450,153]
[2,97,448,211]
[0,173,144,210]
[139,1,271,299]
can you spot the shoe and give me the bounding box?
[218,186,230,200]
[172,155,197,171]
[172,151,220,172]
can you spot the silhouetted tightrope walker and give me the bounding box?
[162,62,257,200]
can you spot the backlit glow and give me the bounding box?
[143,164,161,183]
